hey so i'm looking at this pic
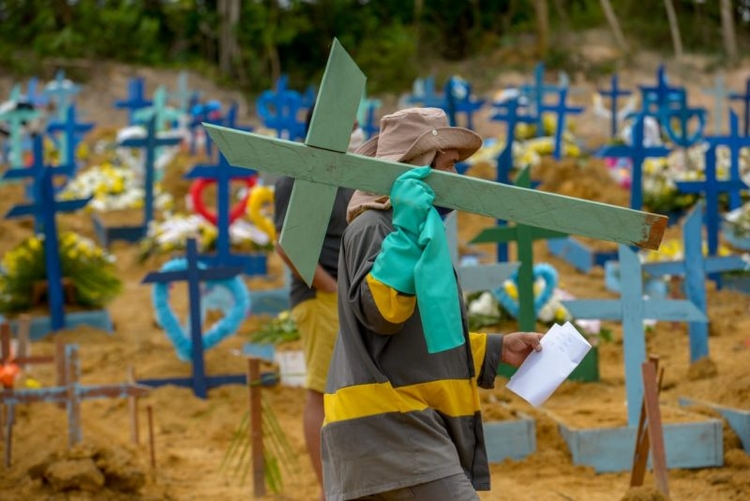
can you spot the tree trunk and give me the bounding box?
[599,0,628,51]
[218,0,241,76]
[663,0,684,57]
[720,0,739,64]
[532,0,550,58]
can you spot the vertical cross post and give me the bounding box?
[114,77,152,125]
[46,104,94,174]
[43,70,80,122]
[599,74,633,137]
[702,74,729,136]
[639,65,686,117]
[540,88,584,160]
[706,111,750,210]
[443,76,485,130]
[519,62,561,136]
[728,78,750,136]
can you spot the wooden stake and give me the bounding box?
[3,404,13,468]
[55,338,66,409]
[147,404,156,471]
[66,345,82,447]
[128,366,139,444]
[248,357,265,498]
[16,315,31,371]
[630,355,670,497]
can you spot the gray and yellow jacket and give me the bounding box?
[321,203,504,501]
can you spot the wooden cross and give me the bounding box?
[255,75,308,141]
[204,39,667,287]
[702,74,730,136]
[443,76,486,130]
[675,144,749,259]
[598,114,671,210]
[519,62,561,136]
[140,239,258,398]
[406,75,446,109]
[3,136,91,332]
[630,355,669,497]
[97,115,182,246]
[0,85,41,169]
[133,85,182,132]
[184,150,266,275]
[598,74,632,137]
[0,343,150,465]
[444,211,519,294]
[471,167,567,330]
[562,245,706,426]
[639,65,686,117]
[660,104,707,148]
[23,77,47,107]
[42,70,80,122]
[170,71,198,115]
[114,77,152,125]
[540,87,584,160]
[706,111,750,210]
[46,104,94,174]
[728,77,750,136]
[642,201,746,361]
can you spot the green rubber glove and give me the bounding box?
[371,166,434,295]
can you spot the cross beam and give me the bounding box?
[204,39,667,285]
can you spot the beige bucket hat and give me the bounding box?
[354,107,482,165]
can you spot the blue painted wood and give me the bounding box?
[562,245,707,426]
[6,309,113,341]
[405,75,446,109]
[46,104,94,174]
[604,261,669,299]
[660,104,707,148]
[357,94,381,140]
[114,77,152,125]
[546,237,618,273]
[519,62,561,136]
[639,65,686,117]
[102,115,183,246]
[443,76,486,130]
[484,414,536,462]
[558,418,723,473]
[706,111,750,210]
[42,70,81,121]
[140,238,246,399]
[132,86,183,132]
[702,74,729,136]
[23,77,47,107]
[0,85,41,169]
[3,136,90,332]
[539,87,584,160]
[170,71,199,115]
[675,145,749,261]
[642,202,746,360]
[598,74,633,138]
[679,397,750,453]
[184,147,267,276]
[255,75,308,141]
[598,114,671,210]
[728,77,750,136]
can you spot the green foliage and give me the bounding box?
[247,311,300,345]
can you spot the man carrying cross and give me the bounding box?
[321,107,543,501]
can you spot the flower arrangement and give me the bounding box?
[724,204,750,241]
[58,161,173,213]
[246,310,300,345]
[0,232,122,313]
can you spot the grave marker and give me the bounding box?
[539,87,584,160]
[0,85,41,169]
[728,77,750,136]
[598,74,633,138]
[46,104,94,174]
[255,75,308,141]
[706,110,750,210]
[114,77,152,125]
[702,74,730,136]
[519,62,561,136]
[42,70,80,122]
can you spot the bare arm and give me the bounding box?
[275,241,337,293]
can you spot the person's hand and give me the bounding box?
[501,332,543,367]
[390,166,434,235]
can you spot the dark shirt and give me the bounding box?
[273,176,353,307]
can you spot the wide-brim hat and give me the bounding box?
[354,107,482,165]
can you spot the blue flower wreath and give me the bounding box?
[151,258,251,361]
[493,262,558,319]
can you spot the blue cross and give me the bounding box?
[642,201,747,361]
[42,70,81,122]
[170,71,199,115]
[24,77,48,107]
[519,62,561,136]
[140,238,247,399]
[660,104,707,148]
[114,77,152,125]
[132,86,183,132]
[598,114,671,210]
[46,104,94,174]
[562,244,706,426]
[675,144,749,261]
[443,76,486,130]
[184,146,266,275]
[639,65,686,117]
[702,74,730,136]
[405,75,447,109]
[706,111,750,210]
[728,77,750,136]
[357,94,381,140]
[3,135,91,332]
[540,88,584,160]
[255,76,308,141]
[598,74,632,137]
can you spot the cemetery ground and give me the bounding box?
[2,46,750,499]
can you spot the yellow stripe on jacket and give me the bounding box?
[366,273,416,324]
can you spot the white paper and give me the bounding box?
[505,321,592,407]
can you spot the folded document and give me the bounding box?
[505,321,592,407]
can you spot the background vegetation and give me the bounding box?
[1,0,750,95]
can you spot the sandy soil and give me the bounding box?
[1,56,749,501]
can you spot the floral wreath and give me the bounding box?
[190,176,257,226]
[151,258,251,361]
[493,262,557,319]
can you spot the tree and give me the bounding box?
[600,0,628,52]
[663,0,684,57]
[218,0,240,76]
[532,0,550,58]
[720,0,739,64]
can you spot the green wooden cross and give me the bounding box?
[470,166,567,330]
[204,39,667,285]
